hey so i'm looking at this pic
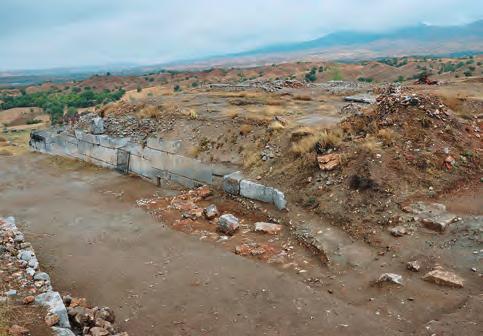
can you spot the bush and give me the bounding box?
[357,77,374,83]
[0,88,125,124]
[26,119,42,125]
[304,67,317,82]
[174,85,181,92]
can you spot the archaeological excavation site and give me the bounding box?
[1,18,482,335]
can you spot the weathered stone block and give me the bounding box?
[223,171,243,195]
[218,214,239,235]
[90,117,104,135]
[240,180,273,203]
[146,137,182,154]
[35,291,70,328]
[272,189,287,210]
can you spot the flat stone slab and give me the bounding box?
[423,269,464,288]
[403,202,457,232]
[344,95,376,104]
[254,222,283,235]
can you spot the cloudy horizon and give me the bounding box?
[1,0,482,71]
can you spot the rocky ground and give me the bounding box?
[0,66,482,335]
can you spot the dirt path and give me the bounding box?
[0,153,404,335]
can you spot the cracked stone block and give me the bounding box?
[223,171,243,195]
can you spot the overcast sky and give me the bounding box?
[1,0,482,71]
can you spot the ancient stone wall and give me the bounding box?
[30,129,287,209]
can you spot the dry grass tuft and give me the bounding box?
[361,136,382,154]
[0,136,6,142]
[291,135,319,154]
[318,128,343,149]
[0,149,12,156]
[377,128,397,145]
[138,105,160,119]
[293,95,313,101]
[268,121,285,131]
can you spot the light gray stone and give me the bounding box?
[34,272,50,282]
[5,289,17,297]
[240,180,273,203]
[91,117,104,135]
[19,250,34,262]
[28,257,39,270]
[272,188,287,210]
[376,273,403,285]
[36,291,71,328]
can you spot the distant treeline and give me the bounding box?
[0,88,125,123]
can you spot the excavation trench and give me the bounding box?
[1,153,481,336]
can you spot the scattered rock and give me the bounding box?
[317,153,341,171]
[203,204,219,220]
[254,222,283,235]
[389,226,407,237]
[22,295,35,305]
[403,202,457,232]
[95,307,115,323]
[407,261,421,272]
[235,244,266,256]
[89,327,110,336]
[217,214,240,235]
[5,289,17,297]
[45,312,61,327]
[8,325,29,336]
[423,269,464,288]
[376,273,403,285]
[34,272,50,282]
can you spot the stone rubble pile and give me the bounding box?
[241,79,306,92]
[311,81,367,94]
[0,216,128,336]
[375,84,452,124]
[103,115,158,142]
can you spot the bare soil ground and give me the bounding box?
[0,154,403,336]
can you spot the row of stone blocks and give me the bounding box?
[223,171,287,210]
[30,129,288,210]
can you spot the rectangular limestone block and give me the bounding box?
[240,180,274,203]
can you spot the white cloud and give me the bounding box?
[0,0,481,70]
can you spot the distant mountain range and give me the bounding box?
[1,20,482,86]
[167,19,483,69]
[233,20,483,57]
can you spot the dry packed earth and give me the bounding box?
[0,57,482,335]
